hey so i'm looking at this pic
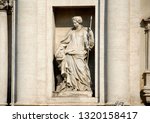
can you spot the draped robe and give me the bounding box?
[55,27,94,92]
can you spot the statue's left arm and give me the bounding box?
[88,29,94,49]
[84,28,94,50]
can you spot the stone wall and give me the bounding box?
[1,0,150,105]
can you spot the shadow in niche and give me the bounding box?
[53,7,95,97]
[53,7,95,29]
[88,47,95,97]
[140,90,146,105]
[53,56,62,91]
[145,102,150,106]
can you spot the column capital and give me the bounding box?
[141,17,150,31]
[0,0,14,10]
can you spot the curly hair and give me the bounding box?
[72,16,83,24]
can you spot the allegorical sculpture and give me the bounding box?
[55,16,94,97]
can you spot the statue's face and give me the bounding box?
[73,20,79,28]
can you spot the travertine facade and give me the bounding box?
[0,10,8,105]
[0,0,150,106]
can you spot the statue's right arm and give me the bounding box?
[55,29,72,60]
[60,29,72,44]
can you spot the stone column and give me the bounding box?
[141,18,150,103]
[0,10,8,105]
[106,0,130,105]
[129,0,141,105]
[16,0,37,104]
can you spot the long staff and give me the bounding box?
[87,16,92,63]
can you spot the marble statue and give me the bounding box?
[55,16,94,97]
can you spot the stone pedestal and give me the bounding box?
[53,91,92,97]
[106,0,130,105]
[143,86,150,103]
[0,11,8,105]
[143,70,150,103]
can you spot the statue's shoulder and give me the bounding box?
[82,27,88,32]
[65,28,74,35]
[83,27,88,30]
[81,27,88,34]
[67,27,75,33]
[71,27,76,31]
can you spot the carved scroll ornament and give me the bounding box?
[0,0,13,9]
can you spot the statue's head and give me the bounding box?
[72,16,83,28]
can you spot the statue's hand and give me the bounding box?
[65,49,76,55]
[88,28,94,49]
[56,54,65,60]
[89,41,94,49]
[85,44,91,51]
[88,28,93,38]
[55,50,65,60]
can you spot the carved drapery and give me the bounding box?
[141,17,150,103]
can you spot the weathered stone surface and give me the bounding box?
[0,11,8,105]
[53,91,92,97]
[1,0,150,106]
[106,0,130,104]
